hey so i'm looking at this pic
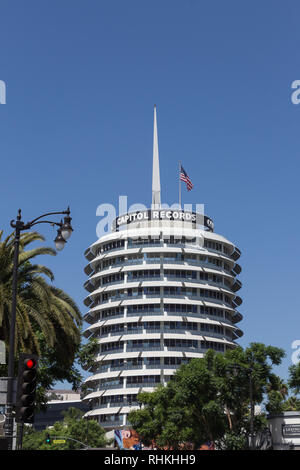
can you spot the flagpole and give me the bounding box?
[178,160,181,208]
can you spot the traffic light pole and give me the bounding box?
[4,221,21,450]
[16,423,24,450]
[45,435,90,449]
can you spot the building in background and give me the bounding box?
[34,389,90,431]
[267,411,300,450]
[82,107,243,429]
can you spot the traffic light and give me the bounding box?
[45,433,51,445]
[16,353,39,423]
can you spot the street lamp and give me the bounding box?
[61,213,73,241]
[54,224,67,251]
[4,207,73,449]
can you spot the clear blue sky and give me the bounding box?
[1,0,300,384]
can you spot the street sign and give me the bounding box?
[53,439,66,444]
[282,424,300,438]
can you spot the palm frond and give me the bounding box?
[0,229,82,362]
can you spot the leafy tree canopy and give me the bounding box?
[129,343,287,450]
[22,407,111,450]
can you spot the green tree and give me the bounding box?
[34,330,84,412]
[128,343,285,450]
[23,407,111,450]
[264,362,300,414]
[288,362,300,394]
[0,230,82,359]
[34,335,103,414]
[274,362,300,412]
[77,336,98,371]
[282,396,300,411]
[76,336,99,398]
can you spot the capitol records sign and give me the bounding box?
[113,210,214,232]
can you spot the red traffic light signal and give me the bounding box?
[25,358,35,369]
[16,353,39,424]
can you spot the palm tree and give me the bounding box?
[0,229,82,364]
[283,396,300,411]
[267,374,289,401]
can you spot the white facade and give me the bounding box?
[82,215,243,428]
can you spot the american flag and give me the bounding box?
[180,165,193,191]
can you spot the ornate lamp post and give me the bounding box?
[4,207,73,449]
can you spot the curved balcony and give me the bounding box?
[232,295,243,308]
[231,279,242,292]
[83,225,243,427]
[230,246,241,261]
[232,263,242,275]
[84,247,94,262]
[84,264,94,276]
[232,311,243,324]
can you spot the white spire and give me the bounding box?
[152,105,161,209]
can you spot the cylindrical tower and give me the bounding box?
[82,210,243,429]
[82,106,242,429]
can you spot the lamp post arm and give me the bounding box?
[10,209,70,231]
[4,225,21,449]
[27,220,62,229]
[25,208,70,227]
